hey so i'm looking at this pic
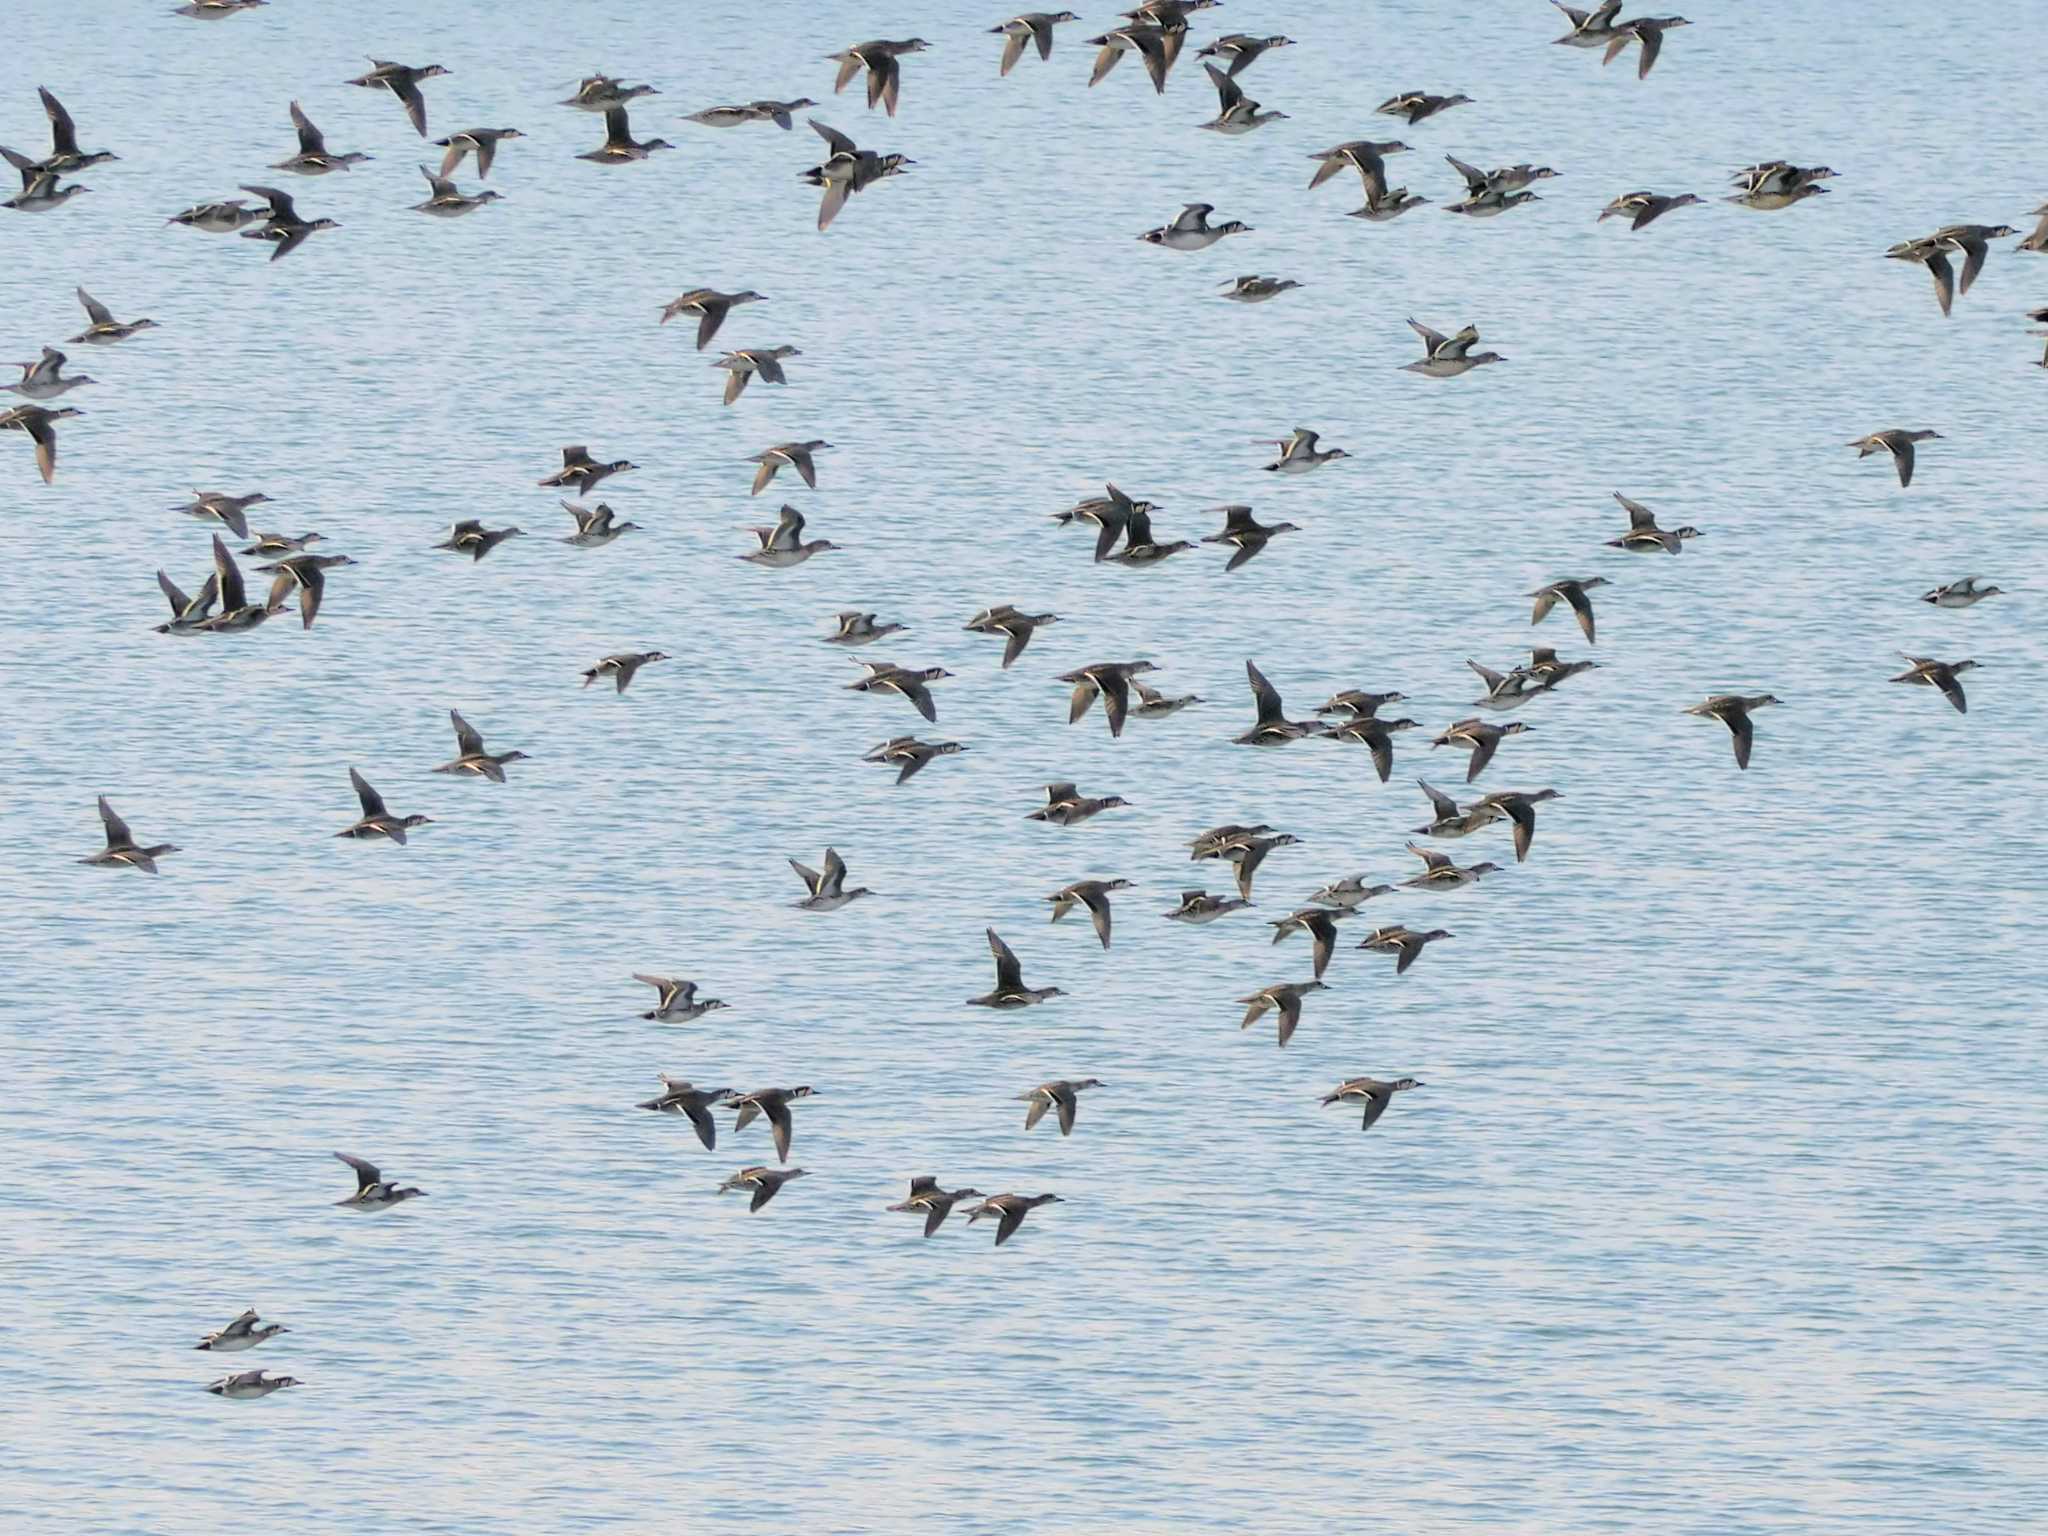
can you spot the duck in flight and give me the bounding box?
[1045,879,1133,950]
[558,502,639,547]
[719,1166,808,1211]
[740,505,839,567]
[845,658,952,721]
[889,1177,985,1235]
[636,1078,734,1148]
[346,59,450,137]
[1321,1076,1424,1132]
[207,1370,302,1399]
[746,440,829,495]
[714,345,800,405]
[27,88,115,174]
[335,768,432,844]
[826,38,930,117]
[1018,1079,1103,1137]
[802,120,913,229]
[272,102,368,175]
[1529,576,1610,642]
[332,1152,425,1210]
[1357,925,1453,974]
[412,164,503,217]
[80,796,179,873]
[659,288,765,351]
[0,403,81,483]
[432,710,529,782]
[1269,906,1349,980]
[256,551,356,628]
[238,184,340,261]
[991,13,1080,76]
[433,127,524,179]
[965,604,1059,668]
[789,847,871,911]
[539,444,637,498]
[577,105,673,163]
[1431,718,1531,783]
[1236,660,1325,746]
[968,929,1064,1008]
[581,651,669,693]
[1139,202,1252,250]
[1402,318,1504,377]
[1606,492,1700,553]
[434,520,525,561]
[1889,654,1976,714]
[1684,693,1781,770]
[863,735,966,784]
[196,1309,288,1352]
[68,287,157,344]
[965,1192,1063,1246]
[1238,979,1328,1048]
[1848,428,1940,488]
[631,978,730,1023]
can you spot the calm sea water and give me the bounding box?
[3,2,2045,1531]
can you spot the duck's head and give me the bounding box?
[420,64,452,79]
[1217,220,1253,235]
[1751,693,1784,708]
[1951,658,1980,673]
[1099,795,1131,810]
[645,651,672,663]
[1269,833,1302,848]
[1103,879,1135,893]
[1469,351,1505,365]
[400,815,435,829]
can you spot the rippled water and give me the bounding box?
[4,1,2045,1530]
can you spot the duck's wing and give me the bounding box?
[1891,436,1918,487]
[239,183,297,221]
[39,88,80,156]
[210,535,247,610]
[1079,886,1115,949]
[1529,588,1559,626]
[809,118,857,156]
[1098,671,1130,738]
[1466,731,1501,781]
[1067,676,1101,722]
[1204,62,1243,112]
[1406,317,1449,355]
[1031,15,1059,61]
[1417,779,1459,821]
[765,1099,794,1162]
[1276,991,1303,1048]
[1135,29,1171,93]
[1358,1085,1393,1131]
[418,163,457,199]
[1055,1085,1079,1136]
[999,29,1030,76]
[683,1101,717,1150]
[1445,154,1488,194]
[334,1151,381,1192]
[1406,841,1451,871]
[349,767,390,819]
[157,569,192,617]
[1045,781,1078,805]
[1635,23,1665,77]
[1933,667,1968,714]
[392,74,431,137]
[1170,202,1214,233]
[97,795,133,848]
[450,710,485,756]
[987,928,1023,991]
[787,444,818,489]
[293,564,325,628]
[1246,659,1285,726]
[868,52,902,116]
[289,100,325,155]
[1367,728,1394,784]
[1090,510,1128,562]
[994,1205,1026,1245]
[769,506,806,550]
[1562,584,1597,642]
[1000,622,1031,669]
[1466,658,1509,694]
[76,287,114,326]
[1023,1090,1051,1131]
[1727,708,1754,770]
[219,1308,261,1338]
[819,846,848,897]
[1923,251,1955,320]
[1614,493,1656,528]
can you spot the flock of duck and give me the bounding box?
[15,2,2027,1402]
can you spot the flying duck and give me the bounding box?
[1400,842,1503,892]
[1139,202,1251,250]
[739,505,839,567]
[1045,878,1133,949]
[191,535,270,632]
[153,568,218,635]
[1197,32,1296,75]
[636,1077,733,1147]
[659,288,765,351]
[1269,906,1349,979]
[1200,63,1287,134]
[965,1192,1063,1245]
[1472,788,1562,862]
[1357,924,1453,974]
[539,444,637,498]
[433,127,524,179]
[0,403,80,483]
[434,520,524,561]
[1889,654,1976,714]
[1086,25,1173,93]
[1164,889,1250,923]
[1598,190,1703,230]
[1239,980,1327,1048]
[1321,1076,1424,1132]
[714,345,799,405]
[1227,832,1301,901]
[80,795,179,873]
[206,1370,301,1399]
[631,979,730,1024]
[746,440,829,494]
[4,346,93,401]
[1132,679,1203,719]
[1603,16,1691,77]
[577,105,672,163]
[889,1177,986,1235]
[1201,504,1300,571]
[801,120,913,229]
[1683,693,1781,769]
[1258,427,1349,474]
[432,710,529,782]
[719,1166,808,1210]
[1551,1,1623,46]
[1220,275,1303,303]
[863,735,966,783]
[1401,318,1503,377]
[991,13,1080,75]
[256,552,356,628]
[1431,718,1531,782]
[559,501,639,547]
[789,847,871,911]
[332,1151,425,1209]
[1922,577,2001,608]
[1236,660,1325,746]
[68,287,157,344]
[844,658,952,720]
[1529,576,1609,642]
[1606,492,1700,552]
[197,1309,288,1353]
[335,768,431,844]
[1375,90,1471,125]
[346,60,450,137]
[968,929,1064,1007]
[1058,659,1159,738]
[1307,139,1411,197]
[238,183,339,261]
[965,604,1059,667]
[580,651,669,693]
[826,38,930,117]
[827,610,907,646]
[1027,782,1130,827]
[273,102,368,174]
[1307,875,1396,910]
[1018,1079,1102,1136]
[1848,429,1941,488]
[412,164,502,216]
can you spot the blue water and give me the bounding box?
[3,1,2045,1530]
